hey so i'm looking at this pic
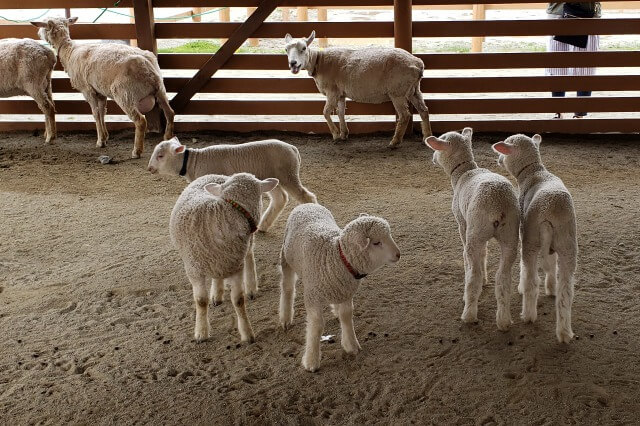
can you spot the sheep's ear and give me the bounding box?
[174,144,185,154]
[67,17,79,24]
[532,134,542,146]
[355,234,370,251]
[285,33,293,43]
[462,127,473,139]
[492,142,514,155]
[425,136,450,151]
[359,213,369,217]
[306,30,316,46]
[31,21,46,28]
[259,178,279,193]
[204,183,223,197]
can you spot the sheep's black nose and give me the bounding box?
[290,60,297,66]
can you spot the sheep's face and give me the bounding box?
[425,127,474,175]
[147,137,185,175]
[492,133,542,178]
[31,17,77,48]
[284,31,315,74]
[345,216,401,271]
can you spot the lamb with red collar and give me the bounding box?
[278,204,400,372]
[170,173,279,343]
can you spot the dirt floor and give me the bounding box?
[1,129,639,425]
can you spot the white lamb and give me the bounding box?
[425,128,519,331]
[284,31,432,148]
[32,17,174,159]
[279,204,401,372]
[170,172,279,343]
[0,38,56,143]
[492,134,577,343]
[148,137,317,232]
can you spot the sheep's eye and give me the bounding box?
[157,154,163,158]
[302,47,306,51]
[372,241,381,246]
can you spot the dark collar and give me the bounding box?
[338,242,367,280]
[179,148,190,177]
[516,162,539,180]
[225,199,257,234]
[450,160,472,176]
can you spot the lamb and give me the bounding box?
[425,127,519,331]
[170,172,279,343]
[0,38,56,143]
[279,204,400,372]
[492,134,577,343]
[148,137,317,232]
[31,17,174,159]
[284,31,432,148]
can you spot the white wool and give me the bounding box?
[149,137,317,231]
[426,127,519,331]
[279,203,400,372]
[170,172,279,343]
[0,38,56,143]
[493,133,578,343]
[32,17,174,158]
[284,31,432,147]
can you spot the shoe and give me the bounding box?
[553,113,563,119]
[573,113,587,118]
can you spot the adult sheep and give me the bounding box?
[284,31,432,148]
[32,17,174,159]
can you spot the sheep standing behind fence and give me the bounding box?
[285,31,432,148]
[0,38,56,143]
[31,17,174,159]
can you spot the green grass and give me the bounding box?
[157,39,277,54]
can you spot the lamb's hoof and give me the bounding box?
[248,293,256,301]
[556,328,574,344]
[279,319,293,331]
[496,316,512,332]
[339,133,348,141]
[342,341,361,355]
[517,284,525,295]
[461,308,478,324]
[257,223,270,233]
[520,310,537,324]
[212,300,222,307]
[131,150,141,159]
[388,140,401,149]
[96,140,106,148]
[194,331,209,343]
[302,357,320,373]
[242,335,256,345]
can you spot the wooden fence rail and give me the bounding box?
[0,0,638,135]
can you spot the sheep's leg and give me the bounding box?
[96,94,109,145]
[461,237,485,324]
[323,95,341,141]
[189,273,210,342]
[84,91,108,148]
[482,242,489,286]
[409,89,433,138]
[495,240,517,331]
[520,249,540,323]
[210,278,224,306]
[31,89,56,144]
[156,90,175,140]
[389,96,411,148]
[258,186,288,232]
[229,269,255,343]
[337,298,360,355]
[45,77,56,142]
[302,305,324,372]
[337,96,349,140]
[457,221,468,274]
[122,106,147,159]
[278,256,297,330]
[555,243,576,343]
[243,235,258,299]
[282,180,317,204]
[540,221,557,296]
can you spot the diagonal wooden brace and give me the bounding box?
[170,0,281,113]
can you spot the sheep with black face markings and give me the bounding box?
[0,38,56,143]
[493,133,577,343]
[426,127,519,331]
[284,31,432,148]
[170,173,279,343]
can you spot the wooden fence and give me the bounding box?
[0,0,639,135]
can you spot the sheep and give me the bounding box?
[148,136,317,232]
[31,17,174,159]
[492,134,577,343]
[284,31,432,148]
[170,172,279,343]
[0,38,56,143]
[425,127,519,331]
[279,204,401,372]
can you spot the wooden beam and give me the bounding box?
[170,0,281,113]
[394,0,412,51]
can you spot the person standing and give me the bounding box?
[546,2,601,118]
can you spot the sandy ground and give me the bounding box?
[1,129,639,425]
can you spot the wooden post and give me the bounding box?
[219,7,231,43]
[129,8,138,47]
[297,7,308,21]
[247,8,259,47]
[394,0,413,132]
[171,0,281,113]
[133,0,161,132]
[471,4,486,53]
[281,7,291,22]
[192,7,202,22]
[317,8,328,48]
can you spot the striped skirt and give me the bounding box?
[545,14,600,76]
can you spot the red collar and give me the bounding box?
[338,242,367,280]
[225,198,257,234]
